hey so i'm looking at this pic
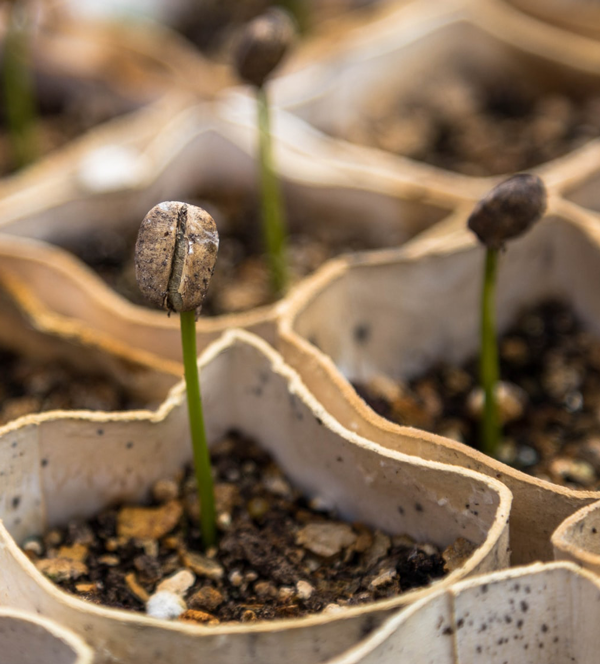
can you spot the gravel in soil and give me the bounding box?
[27,433,471,623]
[0,346,145,425]
[355,300,600,490]
[343,68,600,176]
[60,193,383,317]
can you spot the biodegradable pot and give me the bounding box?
[323,561,600,664]
[552,500,600,574]
[272,0,600,198]
[0,265,179,412]
[0,90,458,364]
[501,0,600,40]
[0,608,93,664]
[0,329,511,664]
[278,198,600,565]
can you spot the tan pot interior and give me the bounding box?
[0,607,93,664]
[0,265,179,410]
[552,500,600,574]
[0,330,510,664]
[278,200,600,565]
[325,561,600,664]
[273,0,600,198]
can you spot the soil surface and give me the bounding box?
[27,432,471,624]
[0,346,144,425]
[344,69,600,176]
[356,300,600,490]
[61,193,382,316]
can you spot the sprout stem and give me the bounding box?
[180,309,216,550]
[480,247,499,457]
[257,85,288,296]
[3,1,38,169]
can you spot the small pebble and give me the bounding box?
[181,551,224,580]
[296,523,357,558]
[322,603,345,616]
[254,581,278,598]
[189,587,224,612]
[35,558,88,582]
[467,381,527,424]
[442,537,478,572]
[369,569,397,589]
[152,479,179,503]
[22,537,43,557]
[156,570,195,596]
[125,572,150,603]
[229,570,243,587]
[295,580,314,600]
[146,591,186,620]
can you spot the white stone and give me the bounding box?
[146,591,186,620]
[296,580,314,600]
[156,569,195,596]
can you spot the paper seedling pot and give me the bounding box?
[0,89,459,364]
[272,0,600,198]
[0,264,179,409]
[552,500,600,575]
[502,0,600,40]
[0,330,511,664]
[324,561,600,664]
[278,199,600,565]
[0,608,93,664]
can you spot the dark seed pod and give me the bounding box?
[468,174,547,250]
[135,202,219,314]
[234,8,296,88]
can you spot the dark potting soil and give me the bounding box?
[343,69,600,177]
[355,300,600,490]
[0,346,144,425]
[61,193,379,317]
[27,433,470,624]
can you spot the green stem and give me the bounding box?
[257,85,289,296]
[480,247,500,457]
[3,2,38,169]
[180,310,216,550]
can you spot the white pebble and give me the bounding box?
[146,591,186,620]
[296,580,314,600]
[156,570,195,596]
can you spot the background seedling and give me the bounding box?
[234,8,295,297]
[135,201,219,549]
[2,0,38,169]
[468,174,547,457]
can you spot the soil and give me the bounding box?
[0,345,144,425]
[355,300,600,490]
[26,432,470,624]
[60,193,382,316]
[343,68,600,177]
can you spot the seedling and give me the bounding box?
[2,0,38,169]
[135,201,219,549]
[468,174,547,457]
[234,8,295,296]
